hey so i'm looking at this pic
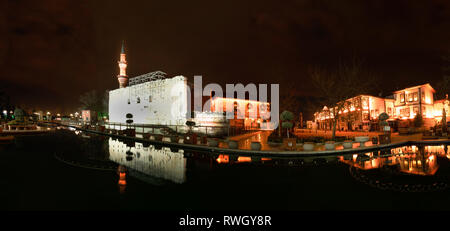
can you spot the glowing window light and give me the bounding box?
[216,155,229,164]
[237,156,251,162]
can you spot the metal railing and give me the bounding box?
[105,122,233,137]
[54,119,266,138]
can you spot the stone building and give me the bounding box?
[108,42,271,133]
[314,83,448,131]
[314,94,391,131]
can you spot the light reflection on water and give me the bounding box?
[108,138,186,184]
[102,129,450,194]
[339,145,450,176]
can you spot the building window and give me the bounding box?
[137,97,140,103]
[400,108,410,117]
[127,99,130,104]
[422,91,426,102]
[387,107,392,116]
[408,93,413,102]
[413,92,418,101]
[363,113,369,121]
[149,95,152,102]
[400,93,405,103]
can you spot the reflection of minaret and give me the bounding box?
[117,41,128,88]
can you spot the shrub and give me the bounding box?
[413,113,424,128]
[280,110,294,138]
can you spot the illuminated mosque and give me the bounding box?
[108,42,271,133]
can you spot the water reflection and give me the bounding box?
[216,154,271,164]
[226,131,272,150]
[108,138,186,184]
[117,165,127,194]
[340,145,445,176]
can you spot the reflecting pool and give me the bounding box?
[2,130,450,210]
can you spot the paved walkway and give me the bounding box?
[231,130,429,152]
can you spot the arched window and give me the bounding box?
[137,97,141,103]
[127,99,130,104]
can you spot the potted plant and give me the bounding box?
[143,133,151,139]
[154,134,163,141]
[324,141,335,150]
[184,121,197,144]
[281,110,296,150]
[228,140,238,149]
[355,136,369,147]
[343,140,353,149]
[303,142,315,151]
[251,141,262,151]
[125,113,135,137]
[207,138,219,147]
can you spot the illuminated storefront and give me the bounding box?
[210,97,271,130]
[314,83,448,130]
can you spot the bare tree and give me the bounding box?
[310,58,376,140]
[436,54,450,100]
[78,90,109,114]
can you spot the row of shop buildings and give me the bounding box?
[313,83,449,131]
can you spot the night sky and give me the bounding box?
[1,0,450,114]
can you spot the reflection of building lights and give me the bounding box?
[118,172,126,185]
[237,156,251,162]
[216,155,229,164]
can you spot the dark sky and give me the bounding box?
[1,0,450,114]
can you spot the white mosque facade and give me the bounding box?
[109,73,189,126]
[108,42,189,126]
